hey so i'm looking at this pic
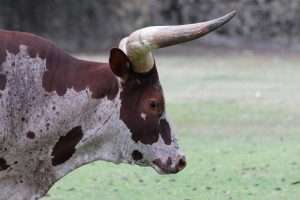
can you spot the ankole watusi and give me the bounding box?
[0,11,236,200]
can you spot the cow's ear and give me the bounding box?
[109,48,131,80]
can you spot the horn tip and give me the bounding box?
[227,10,237,18]
[219,10,237,23]
[206,10,237,32]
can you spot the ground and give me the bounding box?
[42,46,300,200]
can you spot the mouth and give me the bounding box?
[151,164,179,175]
[151,156,186,174]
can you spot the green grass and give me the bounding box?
[43,133,300,200]
[43,51,300,200]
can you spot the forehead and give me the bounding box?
[123,67,164,97]
[142,84,163,99]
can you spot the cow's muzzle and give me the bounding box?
[152,155,186,174]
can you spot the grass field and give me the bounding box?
[43,49,300,200]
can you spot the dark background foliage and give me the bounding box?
[0,0,298,51]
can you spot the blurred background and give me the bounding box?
[0,0,299,51]
[1,1,300,200]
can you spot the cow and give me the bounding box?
[0,11,236,200]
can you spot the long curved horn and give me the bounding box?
[119,11,236,73]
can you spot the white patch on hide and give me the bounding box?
[140,112,147,120]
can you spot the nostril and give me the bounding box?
[176,157,186,171]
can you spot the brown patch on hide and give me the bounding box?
[159,119,171,145]
[51,126,83,166]
[119,66,172,145]
[132,150,143,161]
[0,74,6,90]
[0,30,119,99]
[42,58,119,99]
[0,30,50,65]
[0,158,9,171]
[26,131,35,139]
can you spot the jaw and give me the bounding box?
[131,161,179,175]
[151,164,173,175]
[129,152,186,175]
[151,163,182,175]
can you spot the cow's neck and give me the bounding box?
[42,59,132,189]
[52,89,134,179]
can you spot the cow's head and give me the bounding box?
[109,11,236,174]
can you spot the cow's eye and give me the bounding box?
[147,99,163,116]
[149,100,159,110]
